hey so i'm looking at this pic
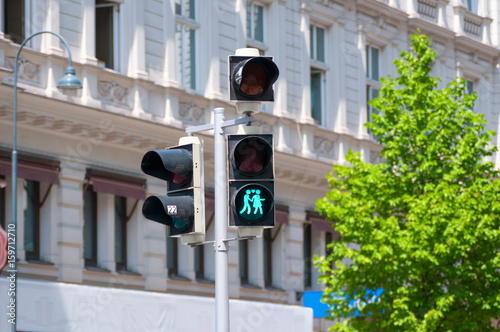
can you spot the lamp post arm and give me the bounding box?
[10,30,75,332]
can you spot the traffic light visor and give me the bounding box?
[232,57,279,98]
[142,195,193,231]
[232,136,272,176]
[141,149,192,187]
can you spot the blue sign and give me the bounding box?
[303,289,384,318]
[303,291,329,318]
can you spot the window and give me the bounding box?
[466,79,474,96]
[466,0,478,13]
[366,46,380,82]
[310,24,326,125]
[24,180,40,261]
[311,71,324,125]
[246,1,264,44]
[310,25,325,63]
[114,196,127,271]
[239,240,249,285]
[366,45,381,129]
[83,186,98,267]
[194,244,204,280]
[465,79,475,110]
[4,0,26,44]
[325,231,334,269]
[167,236,178,277]
[367,85,380,125]
[175,0,198,90]
[303,223,312,288]
[263,228,272,288]
[96,0,119,70]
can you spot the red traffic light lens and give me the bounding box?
[170,172,188,185]
[239,63,268,96]
[234,137,272,176]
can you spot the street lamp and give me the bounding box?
[10,31,82,332]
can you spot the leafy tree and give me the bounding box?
[314,33,500,331]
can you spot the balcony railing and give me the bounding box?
[417,0,438,22]
[409,0,448,26]
[453,5,492,44]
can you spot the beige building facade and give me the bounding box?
[0,0,498,331]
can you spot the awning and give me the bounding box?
[86,168,146,200]
[307,210,333,233]
[276,204,289,224]
[0,157,60,184]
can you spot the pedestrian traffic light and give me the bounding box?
[141,136,205,244]
[228,134,274,227]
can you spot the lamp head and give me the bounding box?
[57,66,82,91]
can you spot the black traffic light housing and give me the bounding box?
[228,134,275,227]
[141,136,205,243]
[229,55,279,102]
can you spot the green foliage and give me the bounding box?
[315,33,500,331]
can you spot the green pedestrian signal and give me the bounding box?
[234,184,273,224]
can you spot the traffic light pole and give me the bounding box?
[214,107,229,332]
[186,107,251,332]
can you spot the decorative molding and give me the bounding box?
[251,120,273,134]
[313,136,335,155]
[179,102,204,123]
[276,165,329,188]
[370,150,382,164]
[5,57,41,85]
[0,108,164,151]
[97,80,131,107]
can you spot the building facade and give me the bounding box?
[0,0,499,331]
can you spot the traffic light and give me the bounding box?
[228,134,274,227]
[229,49,279,115]
[141,136,205,244]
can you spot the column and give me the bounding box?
[284,206,306,305]
[57,168,85,283]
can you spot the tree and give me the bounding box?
[315,33,500,331]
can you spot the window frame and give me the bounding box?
[175,0,199,91]
[3,0,31,45]
[167,235,178,277]
[310,24,325,64]
[95,0,120,70]
[239,239,249,285]
[303,223,312,288]
[366,85,380,126]
[466,0,478,14]
[366,45,382,130]
[83,185,98,268]
[194,242,204,280]
[309,23,328,126]
[246,0,266,49]
[465,79,475,110]
[466,79,474,96]
[263,228,273,288]
[114,195,127,272]
[24,179,40,262]
[310,69,325,126]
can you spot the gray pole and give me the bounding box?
[214,107,229,332]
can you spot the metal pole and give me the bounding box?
[10,31,78,332]
[214,107,229,332]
